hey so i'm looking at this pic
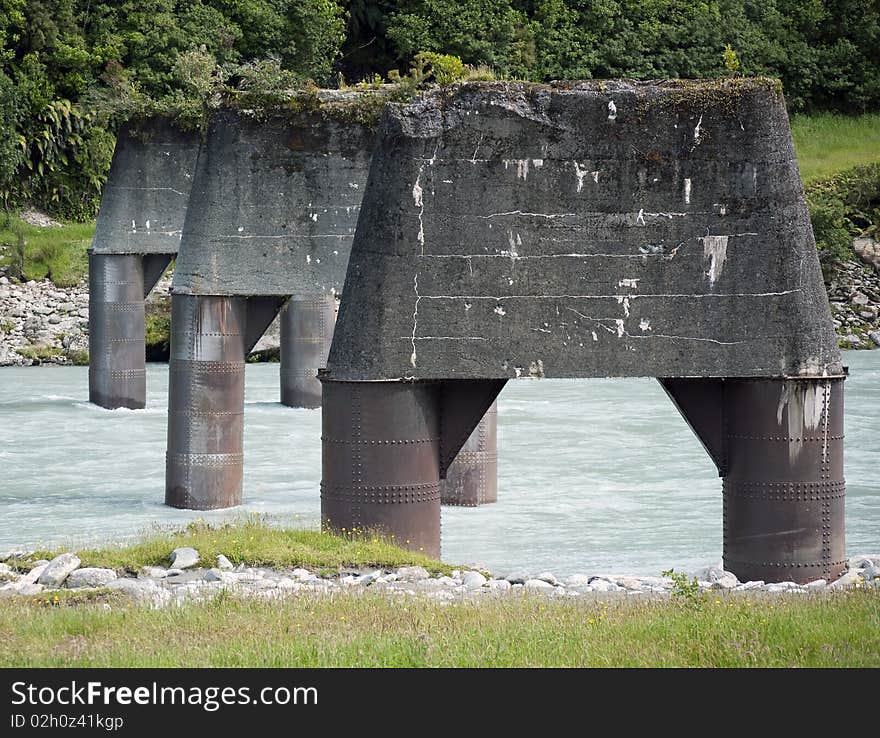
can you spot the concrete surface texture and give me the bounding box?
[326,80,841,381]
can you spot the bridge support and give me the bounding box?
[88,253,146,409]
[663,377,845,584]
[279,295,336,408]
[321,380,442,556]
[88,252,174,409]
[165,294,247,509]
[440,401,498,506]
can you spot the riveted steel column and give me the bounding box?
[440,401,498,506]
[723,378,845,584]
[88,252,146,409]
[321,380,441,556]
[280,295,336,408]
[165,294,246,510]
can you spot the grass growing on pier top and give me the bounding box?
[26,518,451,576]
[0,587,877,667]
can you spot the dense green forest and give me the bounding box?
[2,0,879,219]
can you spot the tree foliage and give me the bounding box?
[1,0,878,219]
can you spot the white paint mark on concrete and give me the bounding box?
[607,100,617,121]
[413,166,425,254]
[573,162,588,193]
[636,209,646,226]
[701,235,729,286]
[639,318,651,332]
[684,178,692,205]
[693,114,704,147]
[592,170,600,184]
[618,278,640,289]
[471,134,484,163]
[493,305,506,317]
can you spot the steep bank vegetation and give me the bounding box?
[2,1,879,220]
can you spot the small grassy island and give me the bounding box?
[0,520,877,668]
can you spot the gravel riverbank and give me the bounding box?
[1,548,877,607]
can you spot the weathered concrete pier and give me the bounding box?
[321,80,844,581]
[88,119,199,409]
[165,104,374,509]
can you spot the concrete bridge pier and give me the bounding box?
[321,379,505,556]
[279,295,337,408]
[321,380,442,555]
[662,376,846,584]
[165,293,282,509]
[282,293,500,510]
[88,252,173,409]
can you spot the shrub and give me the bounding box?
[806,163,880,263]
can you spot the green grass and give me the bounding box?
[792,112,880,184]
[25,519,452,575]
[0,589,877,667]
[0,214,93,287]
[14,345,64,363]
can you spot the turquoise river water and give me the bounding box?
[0,352,877,576]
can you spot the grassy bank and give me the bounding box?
[791,112,880,183]
[26,519,450,575]
[1,587,877,667]
[0,215,94,287]
[3,521,878,667]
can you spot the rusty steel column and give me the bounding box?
[165,294,247,510]
[88,252,146,409]
[280,295,336,408]
[723,378,845,584]
[440,401,498,506]
[321,380,441,556]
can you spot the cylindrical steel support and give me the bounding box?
[321,380,441,557]
[88,253,146,409]
[165,294,247,510]
[440,401,498,506]
[280,295,336,408]
[723,378,845,584]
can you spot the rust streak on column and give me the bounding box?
[88,253,146,409]
[165,294,247,510]
[723,377,846,584]
[280,295,336,408]
[321,380,441,557]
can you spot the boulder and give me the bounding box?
[524,578,555,591]
[216,554,234,570]
[66,568,117,588]
[169,547,200,569]
[565,574,592,587]
[395,566,430,581]
[37,553,81,587]
[461,571,488,589]
[486,579,511,592]
[505,570,530,585]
